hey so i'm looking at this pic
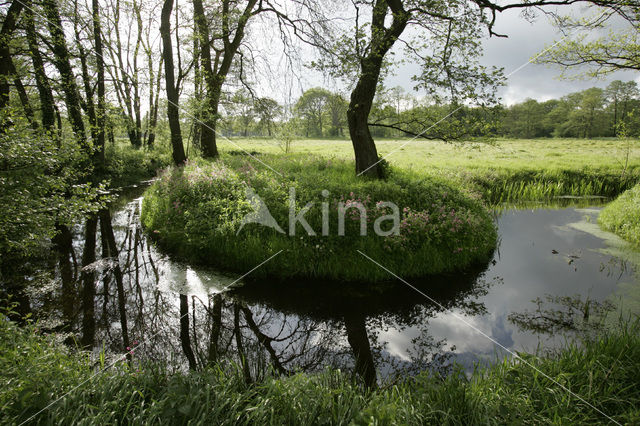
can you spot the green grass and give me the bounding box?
[141,154,497,282]
[102,142,173,188]
[216,137,640,202]
[599,183,640,247]
[2,311,639,425]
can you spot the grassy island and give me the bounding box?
[141,154,497,282]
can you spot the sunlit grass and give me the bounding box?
[600,183,640,247]
[215,137,640,203]
[217,137,640,174]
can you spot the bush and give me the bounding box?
[141,154,497,281]
[103,143,172,187]
[599,183,640,246]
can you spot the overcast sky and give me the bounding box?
[253,3,639,106]
[385,4,639,106]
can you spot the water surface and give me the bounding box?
[29,189,640,384]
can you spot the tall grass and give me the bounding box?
[454,168,637,204]
[599,183,640,247]
[2,311,639,425]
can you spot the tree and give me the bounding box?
[160,0,187,165]
[104,0,145,148]
[502,99,548,139]
[227,89,255,137]
[605,80,639,136]
[254,97,281,137]
[92,0,106,163]
[326,93,348,137]
[0,0,24,119]
[23,0,56,131]
[313,0,633,178]
[42,0,87,146]
[536,3,640,77]
[192,0,261,157]
[558,88,607,139]
[295,88,331,137]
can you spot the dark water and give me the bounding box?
[23,188,640,385]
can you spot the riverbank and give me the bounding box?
[2,310,638,425]
[600,183,640,247]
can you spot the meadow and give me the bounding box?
[215,137,640,202]
[219,137,640,172]
[4,137,640,424]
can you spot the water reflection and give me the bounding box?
[15,189,639,386]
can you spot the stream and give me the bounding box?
[24,184,640,385]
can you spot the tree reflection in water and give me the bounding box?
[31,193,495,386]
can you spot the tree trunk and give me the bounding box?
[160,0,186,165]
[93,0,106,163]
[42,0,87,147]
[24,0,56,131]
[7,58,37,129]
[346,0,408,178]
[0,0,23,118]
[180,294,197,370]
[347,57,384,178]
[80,216,98,348]
[147,56,163,148]
[192,0,218,158]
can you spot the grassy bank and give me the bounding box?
[141,155,497,281]
[217,138,640,203]
[2,313,639,425]
[600,183,640,247]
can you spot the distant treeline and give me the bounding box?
[208,80,639,140]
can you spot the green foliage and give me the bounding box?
[501,82,640,140]
[0,119,169,280]
[141,154,497,281]
[102,143,172,187]
[2,309,639,425]
[599,183,640,247]
[536,12,640,78]
[0,121,105,266]
[294,88,333,138]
